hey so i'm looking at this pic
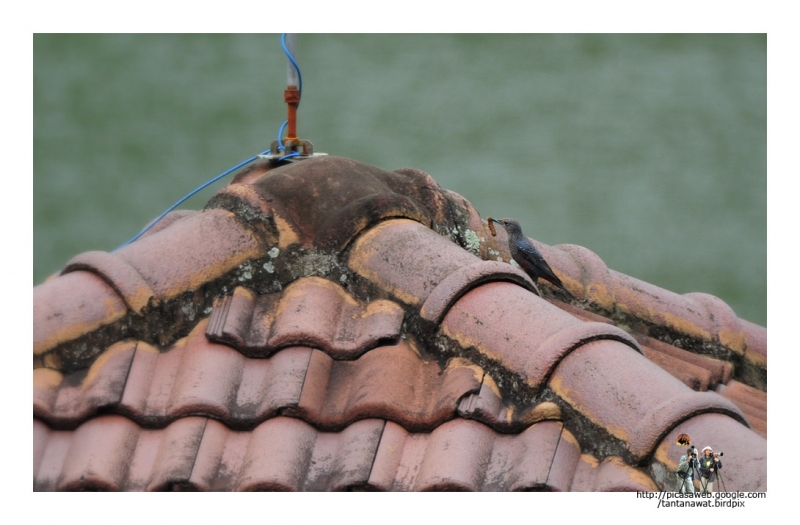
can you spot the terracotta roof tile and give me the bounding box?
[34,155,765,491]
[291,345,482,432]
[34,318,484,433]
[550,340,746,459]
[34,340,137,427]
[633,332,733,387]
[33,271,128,362]
[571,455,660,492]
[440,282,641,392]
[206,278,405,358]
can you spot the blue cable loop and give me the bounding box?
[276,120,288,151]
[115,34,306,251]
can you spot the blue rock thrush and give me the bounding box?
[490,218,575,300]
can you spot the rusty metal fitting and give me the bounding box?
[284,86,301,104]
[284,86,300,141]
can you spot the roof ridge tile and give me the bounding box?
[61,251,160,314]
[440,281,641,392]
[549,340,751,462]
[420,260,540,324]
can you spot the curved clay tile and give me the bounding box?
[289,347,482,432]
[59,208,264,303]
[34,415,386,491]
[442,205,765,388]
[549,243,765,381]
[62,251,160,314]
[368,419,648,491]
[34,340,137,427]
[206,278,405,359]
[33,271,128,366]
[34,415,208,491]
[35,319,484,433]
[35,413,659,491]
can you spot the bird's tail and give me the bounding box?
[555,282,576,301]
[543,273,576,301]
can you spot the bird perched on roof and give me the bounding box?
[489,218,575,300]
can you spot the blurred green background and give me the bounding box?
[33,34,766,326]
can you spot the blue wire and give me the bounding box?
[277,120,288,151]
[116,35,306,250]
[281,33,303,106]
[278,151,301,161]
[115,149,270,250]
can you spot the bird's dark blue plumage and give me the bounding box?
[491,218,574,300]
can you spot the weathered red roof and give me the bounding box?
[33,156,766,491]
